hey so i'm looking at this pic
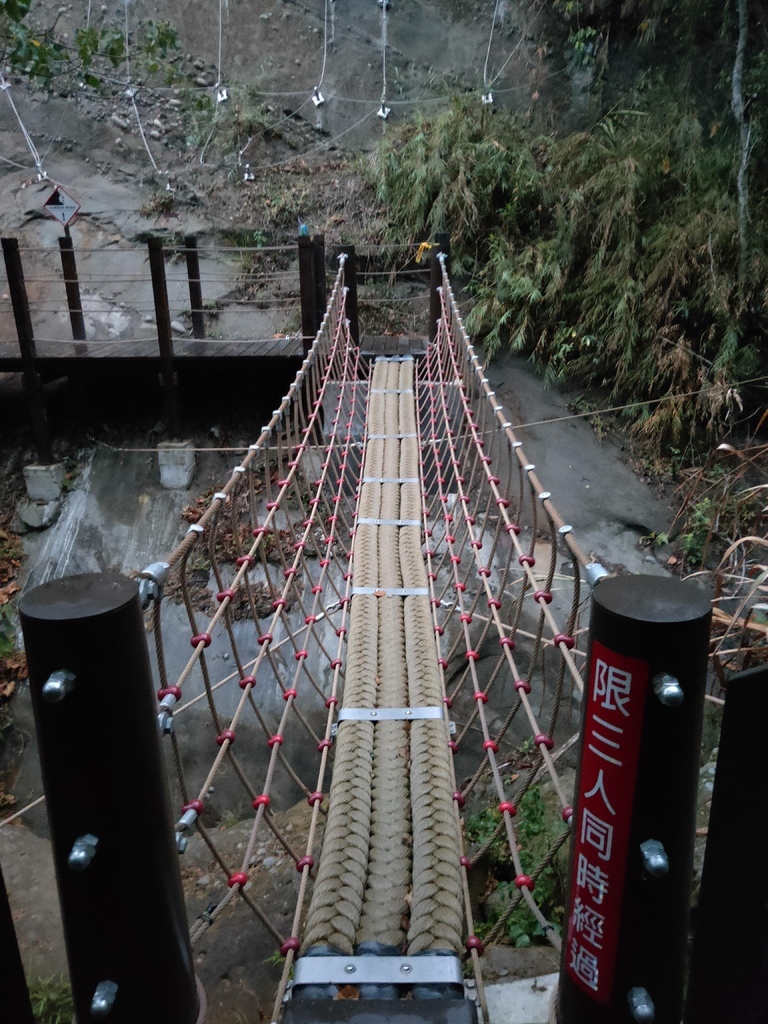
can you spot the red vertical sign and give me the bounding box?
[565,640,650,1004]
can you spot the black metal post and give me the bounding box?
[147,237,181,438]
[684,665,768,1024]
[19,572,200,1024]
[0,858,35,1024]
[313,233,327,331]
[58,234,86,342]
[184,235,205,339]
[557,575,710,1024]
[1,237,53,463]
[429,233,450,344]
[298,234,318,356]
[336,244,359,345]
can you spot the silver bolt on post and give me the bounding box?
[653,672,684,707]
[628,986,655,1023]
[175,832,188,854]
[138,561,170,610]
[42,668,76,703]
[68,833,99,871]
[400,963,412,974]
[90,980,118,1019]
[640,839,669,878]
[344,964,356,974]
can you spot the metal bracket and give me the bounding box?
[366,434,418,440]
[339,706,444,722]
[357,518,421,527]
[370,389,414,395]
[351,586,428,597]
[292,955,463,987]
[374,354,414,363]
[362,478,420,485]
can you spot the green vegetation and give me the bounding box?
[28,976,74,1024]
[374,1,768,449]
[465,787,567,946]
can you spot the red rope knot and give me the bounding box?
[266,502,279,511]
[460,613,473,624]
[272,598,287,610]
[304,614,317,625]
[309,498,320,506]
[303,519,313,528]
[455,582,467,592]
[191,633,212,649]
[239,675,256,690]
[327,515,339,523]
[283,567,297,578]
[499,801,516,817]
[424,528,433,538]
[481,456,492,465]
[330,658,342,670]
[325,696,339,708]
[257,633,273,647]
[332,495,342,505]
[488,598,502,609]
[311,585,323,595]
[465,650,480,661]
[452,791,466,807]
[448,740,458,753]
[343,572,353,581]
[445,534,456,544]
[183,799,204,815]
[465,936,485,956]
[320,558,331,568]
[228,872,249,889]
[506,523,521,535]
[340,596,350,607]
[288,461,298,469]
[476,439,486,448]
[515,679,532,694]
[335,626,347,637]
[428,572,438,581]
[456,475,466,485]
[460,855,472,870]
[283,688,298,702]
[254,526,270,539]
[443,696,453,708]
[294,650,308,661]
[236,554,254,568]
[434,625,445,636]
[451,555,462,564]
[519,554,535,567]
[534,590,553,605]
[465,515,477,526]
[562,806,574,825]
[483,740,499,753]
[307,791,324,807]
[293,541,306,552]
[495,496,508,506]
[216,589,236,603]
[473,691,488,704]
[157,686,182,701]
[554,633,576,650]
[471,540,483,550]
[478,567,491,578]
[487,476,501,486]
[348,528,356,537]
[295,856,314,874]
[440,495,449,504]
[431,598,441,608]
[515,874,535,891]
[444,514,454,525]
[280,937,300,957]
[438,657,448,669]
[267,734,284,747]
[500,637,516,649]
[216,729,236,746]
[535,734,555,750]
[317,738,332,752]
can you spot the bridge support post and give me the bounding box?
[556,576,710,1024]
[684,664,768,1024]
[184,235,205,340]
[336,244,359,344]
[298,233,318,356]
[19,572,201,1024]
[1,237,53,464]
[58,233,86,342]
[0,858,35,1024]
[429,233,450,344]
[147,237,181,438]
[314,234,327,333]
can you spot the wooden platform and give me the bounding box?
[359,335,428,357]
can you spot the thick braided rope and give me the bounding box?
[301,363,389,952]
[400,361,463,953]
[358,362,412,946]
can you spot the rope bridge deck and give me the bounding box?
[136,253,592,1022]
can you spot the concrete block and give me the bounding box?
[485,973,558,1024]
[16,498,61,531]
[23,463,66,501]
[158,441,196,490]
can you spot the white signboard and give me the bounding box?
[43,186,81,228]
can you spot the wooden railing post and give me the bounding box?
[147,237,181,438]
[314,233,327,329]
[298,233,318,356]
[184,235,205,339]
[1,237,53,463]
[58,233,86,341]
[429,233,450,344]
[336,244,359,344]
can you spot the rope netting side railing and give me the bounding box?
[134,257,370,960]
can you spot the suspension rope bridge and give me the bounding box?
[129,251,596,1022]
